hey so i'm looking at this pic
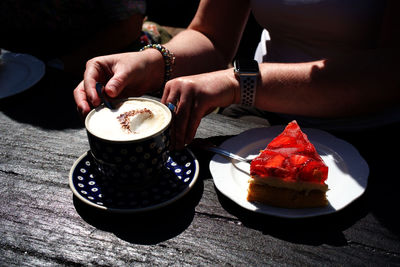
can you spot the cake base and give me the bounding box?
[247,182,328,209]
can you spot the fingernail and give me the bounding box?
[105,84,117,97]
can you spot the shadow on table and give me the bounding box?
[216,189,369,247]
[367,175,400,237]
[73,178,204,245]
[0,69,82,130]
[335,125,400,238]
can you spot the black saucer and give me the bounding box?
[69,149,199,213]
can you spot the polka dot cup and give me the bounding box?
[85,98,172,188]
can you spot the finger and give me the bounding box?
[83,61,104,107]
[185,96,214,145]
[162,86,181,149]
[161,83,180,106]
[174,91,194,150]
[160,85,169,104]
[104,71,130,98]
[73,81,91,116]
[185,105,203,145]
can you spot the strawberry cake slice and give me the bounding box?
[248,121,329,208]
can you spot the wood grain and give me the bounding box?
[0,73,399,265]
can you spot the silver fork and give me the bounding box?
[202,145,253,163]
[191,139,254,163]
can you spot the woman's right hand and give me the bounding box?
[73,49,164,116]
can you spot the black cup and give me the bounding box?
[85,98,172,188]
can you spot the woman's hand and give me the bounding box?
[161,68,239,149]
[73,49,164,116]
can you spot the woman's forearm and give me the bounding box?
[254,50,400,117]
[164,29,228,78]
[163,0,250,78]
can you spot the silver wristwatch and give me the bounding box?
[234,59,259,106]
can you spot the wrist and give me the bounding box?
[229,68,241,104]
[140,44,175,90]
[140,48,165,91]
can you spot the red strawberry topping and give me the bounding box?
[250,121,328,183]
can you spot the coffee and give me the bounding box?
[86,98,171,141]
[85,97,172,186]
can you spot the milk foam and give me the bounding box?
[87,99,170,141]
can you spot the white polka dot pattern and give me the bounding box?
[70,149,198,211]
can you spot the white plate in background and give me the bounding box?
[0,50,45,98]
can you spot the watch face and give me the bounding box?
[234,59,259,74]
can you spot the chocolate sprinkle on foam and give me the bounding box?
[117,108,153,133]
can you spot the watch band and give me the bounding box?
[234,59,259,107]
[239,75,257,106]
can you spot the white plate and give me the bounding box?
[0,50,45,98]
[210,126,369,218]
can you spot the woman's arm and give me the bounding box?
[164,0,251,77]
[251,49,400,118]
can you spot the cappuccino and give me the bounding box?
[86,98,171,141]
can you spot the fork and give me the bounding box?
[191,139,253,163]
[202,145,253,163]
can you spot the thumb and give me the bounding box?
[104,74,128,98]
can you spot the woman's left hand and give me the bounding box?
[161,68,239,150]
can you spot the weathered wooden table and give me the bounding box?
[1,70,399,266]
